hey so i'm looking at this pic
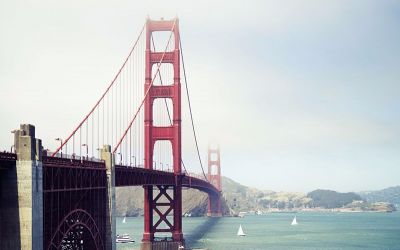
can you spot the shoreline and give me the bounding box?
[116,210,398,219]
[238,208,397,214]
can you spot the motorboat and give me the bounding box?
[116,234,134,243]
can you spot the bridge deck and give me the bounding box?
[0,153,219,196]
[115,165,219,195]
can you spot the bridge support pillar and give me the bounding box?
[101,145,116,250]
[141,241,183,250]
[207,194,222,217]
[7,124,43,249]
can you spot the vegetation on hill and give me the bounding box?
[307,189,363,208]
[222,177,265,213]
[258,192,312,210]
[342,200,396,212]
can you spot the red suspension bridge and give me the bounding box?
[0,18,222,250]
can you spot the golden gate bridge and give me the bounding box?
[0,17,222,250]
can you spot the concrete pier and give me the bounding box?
[207,193,223,217]
[101,145,116,250]
[141,241,184,250]
[0,124,43,249]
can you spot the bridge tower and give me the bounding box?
[207,145,222,217]
[142,17,184,249]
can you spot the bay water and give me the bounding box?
[117,212,400,249]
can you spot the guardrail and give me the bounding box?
[0,151,17,161]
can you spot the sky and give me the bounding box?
[1,0,399,192]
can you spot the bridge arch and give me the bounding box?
[48,209,104,250]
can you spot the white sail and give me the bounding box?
[291,216,298,225]
[237,224,246,236]
[122,216,126,223]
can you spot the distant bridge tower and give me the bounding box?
[207,145,222,217]
[142,17,184,249]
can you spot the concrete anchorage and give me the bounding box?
[101,145,116,250]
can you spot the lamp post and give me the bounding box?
[96,148,101,159]
[117,153,122,165]
[82,144,88,160]
[131,156,137,167]
[10,130,16,153]
[44,148,50,157]
[55,138,63,158]
[160,162,163,171]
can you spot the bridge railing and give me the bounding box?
[44,150,103,163]
[115,162,186,174]
[186,172,208,181]
[0,151,17,161]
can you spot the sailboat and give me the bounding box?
[122,216,126,224]
[291,216,298,225]
[237,224,246,236]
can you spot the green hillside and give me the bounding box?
[359,186,400,206]
[307,189,363,208]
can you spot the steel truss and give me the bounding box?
[43,156,107,250]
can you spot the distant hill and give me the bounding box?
[115,176,263,217]
[307,189,363,208]
[115,177,397,216]
[222,177,311,212]
[221,176,265,213]
[359,186,400,206]
[115,184,230,217]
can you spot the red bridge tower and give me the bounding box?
[142,17,184,249]
[207,145,222,217]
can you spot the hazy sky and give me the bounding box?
[1,0,399,192]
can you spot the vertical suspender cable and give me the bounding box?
[179,37,208,180]
[51,24,145,157]
[151,35,188,173]
[112,19,177,154]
